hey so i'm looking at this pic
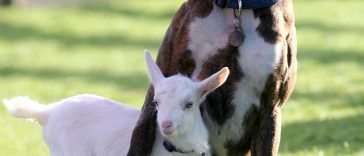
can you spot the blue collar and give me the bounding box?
[215,0,280,9]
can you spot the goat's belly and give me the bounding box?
[42,94,140,156]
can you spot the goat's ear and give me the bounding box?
[198,67,230,96]
[144,49,165,85]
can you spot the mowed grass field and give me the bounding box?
[0,0,363,155]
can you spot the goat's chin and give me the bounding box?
[161,130,178,138]
[161,128,184,139]
[163,129,191,140]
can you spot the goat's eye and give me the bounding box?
[185,102,193,109]
[152,100,159,107]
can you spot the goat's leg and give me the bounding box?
[128,86,157,156]
[250,105,281,156]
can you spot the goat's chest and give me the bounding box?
[188,6,282,155]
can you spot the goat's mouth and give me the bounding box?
[161,126,179,137]
[162,128,174,135]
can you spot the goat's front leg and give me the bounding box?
[250,105,281,156]
[128,86,157,156]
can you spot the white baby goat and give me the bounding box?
[3,51,230,156]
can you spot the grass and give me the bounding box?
[0,0,363,155]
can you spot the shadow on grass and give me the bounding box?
[296,20,364,34]
[79,4,175,20]
[280,113,364,153]
[0,3,178,49]
[291,89,363,109]
[0,66,149,91]
[0,21,159,49]
[298,48,364,66]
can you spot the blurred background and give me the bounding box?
[0,0,363,155]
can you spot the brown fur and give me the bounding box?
[199,45,243,126]
[249,1,297,155]
[177,50,196,77]
[128,86,156,156]
[187,0,213,18]
[224,105,259,156]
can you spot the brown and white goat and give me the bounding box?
[128,0,297,155]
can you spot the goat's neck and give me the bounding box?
[167,113,209,154]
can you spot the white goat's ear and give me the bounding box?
[198,67,230,96]
[144,49,165,85]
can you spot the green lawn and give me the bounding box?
[0,0,363,155]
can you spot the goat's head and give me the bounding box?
[144,50,230,138]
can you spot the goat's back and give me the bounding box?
[43,94,140,156]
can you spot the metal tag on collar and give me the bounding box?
[228,0,245,47]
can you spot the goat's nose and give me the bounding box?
[162,120,173,129]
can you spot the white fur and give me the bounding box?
[3,51,230,156]
[146,51,229,156]
[3,96,49,123]
[188,4,282,155]
[4,94,139,156]
[189,4,234,81]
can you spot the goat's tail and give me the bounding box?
[3,96,49,125]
